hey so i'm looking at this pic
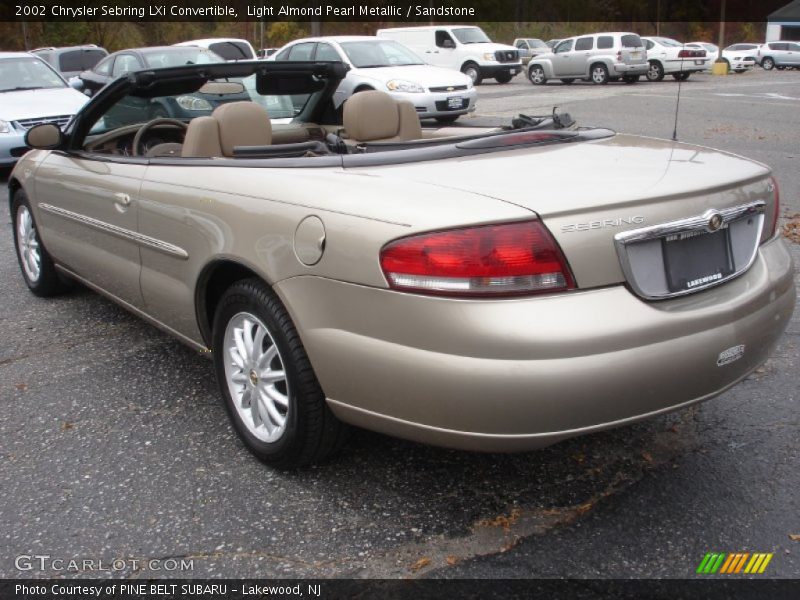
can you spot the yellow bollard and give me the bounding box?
[711,61,729,75]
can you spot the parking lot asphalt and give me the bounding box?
[1,68,798,580]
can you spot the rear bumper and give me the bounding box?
[664,58,710,73]
[611,63,649,75]
[275,236,795,452]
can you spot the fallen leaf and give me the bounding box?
[61,422,74,430]
[641,451,654,463]
[789,534,800,541]
[445,556,459,566]
[15,383,28,391]
[409,557,431,572]
[575,502,594,515]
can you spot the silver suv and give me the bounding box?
[757,41,800,70]
[527,32,647,85]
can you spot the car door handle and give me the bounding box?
[113,192,131,207]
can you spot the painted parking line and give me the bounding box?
[714,92,800,101]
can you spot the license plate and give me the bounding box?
[695,60,704,65]
[631,52,641,59]
[663,229,734,293]
[447,96,463,109]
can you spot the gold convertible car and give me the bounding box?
[9,61,795,467]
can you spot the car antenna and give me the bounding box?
[672,42,686,141]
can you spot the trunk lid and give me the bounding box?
[345,134,774,290]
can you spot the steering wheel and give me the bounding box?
[132,118,188,157]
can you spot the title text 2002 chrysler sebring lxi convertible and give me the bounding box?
[9,61,795,468]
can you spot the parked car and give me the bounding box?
[720,44,759,72]
[527,32,648,85]
[9,60,794,467]
[376,25,521,84]
[685,42,719,69]
[257,48,278,59]
[30,45,108,80]
[546,39,562,49]
[271,36,476,123]
[0,52,87,166]
[757,41,800,70]
[173,38,257,61]
[513,38,550,65]
[641,37,709,81]
[78,46,250,126]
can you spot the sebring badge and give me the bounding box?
[717,345,745,367]
[561,215,645,233]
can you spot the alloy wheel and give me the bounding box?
[223,312,290,443]
[16,205,41,283]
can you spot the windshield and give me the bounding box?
[452,28,491,44]
[86,73,310,137]
[653,37,683,47]
[701,43,718,52]
[526,39,548,49]
[0,57,66,92]
[339,40,424,68]
[142,48,223,69]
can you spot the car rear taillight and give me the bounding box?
[617,50,622,60]
[380,220,575,297]
[678,49,699,58]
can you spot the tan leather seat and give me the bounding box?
[181,101,272,158]
[343,91,422,143]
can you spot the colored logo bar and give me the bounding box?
[696,552,773,574]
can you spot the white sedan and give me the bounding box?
[271,36,476,123]
[686,42,719,70]
[720,44,760,72]
[642,37,709,81]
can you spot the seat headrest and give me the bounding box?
[343,91,401,142]
[212,101,272,156]
[181,116,222,158]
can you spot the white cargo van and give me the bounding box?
[376,25,521,84]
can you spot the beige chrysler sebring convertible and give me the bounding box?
[9,61,795,468]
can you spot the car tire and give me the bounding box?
[462,63,482,85]
[761,57,775,70]
[494,72,513,84]
[528,65,547,85]
[622,75,640,84]
[646,61,665,81]
[560,78,575,84]
[435,115,460,124]
[672,72,690,81]
[590,63,609,84]
[212,278,348,469]
[11,189,67,297]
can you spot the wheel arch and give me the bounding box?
[528,60,552,78]
[7,176,22,214]
[195,257,276,348]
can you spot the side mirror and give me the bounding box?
[68,77,84,91]
[442,39,455,49]
[25,123,63,150]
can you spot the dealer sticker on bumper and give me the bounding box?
[448,96,463,109]
[717,344,745,366]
